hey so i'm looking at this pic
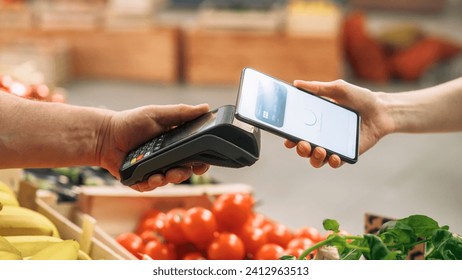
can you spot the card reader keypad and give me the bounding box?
[123,135,165,169]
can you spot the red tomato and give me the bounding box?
[181,207,217,245]
[163,208,188,245]
[143,240,176,260]
[136,212,166,235]
[139,230,162,244]
[283,247,304,259]
[294,226,322,243]
[254,243,285,260]
[115,232,144,259]
[263,223,293,248]
[212,193,253,231]
[237,226,267,257]
[140,209,163,221]
[207,232,245,260]
[287,237,314,251]
[182,252,206,260]
[244,212,272,229]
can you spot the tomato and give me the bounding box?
[182,252,206,260]
[237,226,267,257]
[139,230,162,244]
[254,243,285,260]
[136,212,166,235]
[163,208,188,245]
[263,223,293,248]
[143,240,176,260]
[283,247,304,259]
[207,232,245,260]
[115,232,144,259]
[212,193,253,231]
[294,226,322,243]
[287,237,314,250]
[181,207,217,245]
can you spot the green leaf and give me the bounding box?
[279,255,297,260]
[363,234,397,260]
[400,215,440,238]
[323,219,340,233]
[426,229,462,260]
[339,239,364,260]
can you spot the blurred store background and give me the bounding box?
[1,0,462,239]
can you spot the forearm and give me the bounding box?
[0,91,113,169]
[382,77,462,134]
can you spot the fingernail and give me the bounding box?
[314,150,322,160]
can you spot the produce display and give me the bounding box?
[115,192,326,260]
[115,191,462,261]
[0,180,91,260]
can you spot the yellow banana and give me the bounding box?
[0,201,3,212]
[0,192,19,207]
[0,250,22,260]
[0,181,16,197]
[0,235,23,260]
[29,240,79,260]
[0,235,22,255]
[4,235,64,258]
[0,206,60,237]
[77,250,92,260]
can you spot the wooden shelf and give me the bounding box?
[183,28,343,85]
[0,27,180,84]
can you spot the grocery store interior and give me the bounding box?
[1,0,462,260]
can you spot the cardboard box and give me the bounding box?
[183,28,342,85]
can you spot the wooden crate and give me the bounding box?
[0,27,180,83]
[183,28,343,85]
[0,169,23,193]
[77,183,253,237]
[17,180,135,260]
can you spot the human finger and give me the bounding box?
[191,163,210,175]
[296,141,312,158]
[165,166,193,184]
[284,139,297,149]
[327,154,343,168]
[310,147,328,168]
[130,174,166,192]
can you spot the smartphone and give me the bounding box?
[235,67,360,164]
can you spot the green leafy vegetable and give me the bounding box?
[286,214,462,260]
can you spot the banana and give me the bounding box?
[0,201,3,212]
[0,206,60,237]
[0,250,22,260]
[0,191,19,207]
[0,181,16,197]
[29,240,80,260]
[4,235,64,258]
[0,235,23,260]
[77,250,92,260]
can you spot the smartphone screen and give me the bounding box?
[235,68,360,163]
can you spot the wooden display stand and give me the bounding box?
[0,27,180,84]
[182,28,342,85]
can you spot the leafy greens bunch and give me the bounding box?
[290,215,462,260]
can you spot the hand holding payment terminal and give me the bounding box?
[119,105,260,186]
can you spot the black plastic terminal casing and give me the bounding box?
[119,105,260,186]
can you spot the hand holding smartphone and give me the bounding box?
[235,68,360,164]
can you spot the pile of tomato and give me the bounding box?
[0,75,65,103]
[115,192,326,260]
